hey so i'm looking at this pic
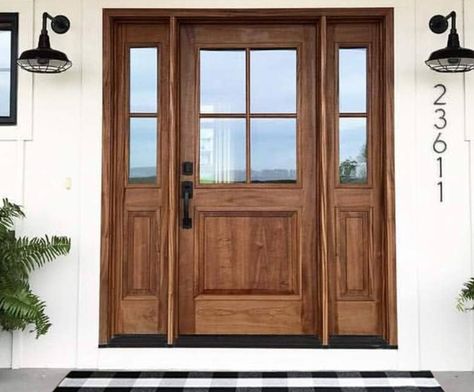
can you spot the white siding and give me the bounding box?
[0,0,472,371]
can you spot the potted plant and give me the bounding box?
[0,198,71,337]
[457,277,474,312]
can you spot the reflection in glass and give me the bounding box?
[250,119,296,183]
[129,118,157,184]
[339,48,367,113]
[200,50,246,113]
[200,119,246,184]
[250,50,297,113]
[339,118,367,184]
[0,31,11,117]
[130,48,158,113]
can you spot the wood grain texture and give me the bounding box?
[318,15,329,346]
[178,23,317,335]
[198,211,298,295]
[195,299,303,334]
[335,208,373,299]
[167,16,178,345]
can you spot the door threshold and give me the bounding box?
[100,334,168,348]
[174,335,322,348]
[100,334,396,349]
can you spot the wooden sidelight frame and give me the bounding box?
[100,8,396,348]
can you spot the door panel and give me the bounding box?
[178,23,318,335]
[112,23,169,336]
[327,22,384,337]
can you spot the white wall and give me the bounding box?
[0,0,473,371]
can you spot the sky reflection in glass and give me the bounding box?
[130,48,158,113]
[251,50,296,113]
[200,50,246,114]
[129,118,157,184]
[339,48,367,113]
[251,119,296,183]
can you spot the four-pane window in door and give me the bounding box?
[199,49,297,184]
[0,13,18,125]
[338,47,368,185]
[128,47,159,185]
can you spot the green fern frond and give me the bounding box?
[0,198,70,338]
[0,285,51,337]
[457,277,474,312]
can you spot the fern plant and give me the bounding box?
[0,198,71,337]
[457,277,474,312]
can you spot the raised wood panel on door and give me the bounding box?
[112,23,170,336]
[336,208,373,300]
[178,23,318,335]
[327,22,384,337]
[198,210,298,295]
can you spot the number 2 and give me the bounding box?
[434,84,447,105]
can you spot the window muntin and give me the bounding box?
[338,47,368,184]
[0,13,18,125]
[128,47,159,185]
[198,48,298,185]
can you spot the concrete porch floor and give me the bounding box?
[0,369,472,391]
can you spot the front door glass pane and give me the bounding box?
[339,48,367,113]
[250,49,297,113]
[129,118,158,184]
[200,50,246,114]
[130,48,158,113]
[250,119,296,183]
[339,118,367,184]
[200,118,246,184]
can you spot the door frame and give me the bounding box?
[100,7,395,347]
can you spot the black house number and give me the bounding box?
[433,84,447,202]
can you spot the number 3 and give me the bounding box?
[434,108,447,129]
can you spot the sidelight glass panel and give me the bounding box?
[339,118,367,184]
[0,31,11,117]
[339,48,367,113]
[199,118,246,184]
[129,118,157,184]
[250,49,297,113]
[130,47,158,113]
[200,50,246,114]
[250,119,296,183]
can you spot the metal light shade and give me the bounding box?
[17,34,71,73]
[426,11,474,73]
[17,13,72,74]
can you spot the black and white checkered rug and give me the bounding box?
[55,371,444,391]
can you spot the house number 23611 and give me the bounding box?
[433,84,447,202]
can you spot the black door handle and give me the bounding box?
[182,181,193,229]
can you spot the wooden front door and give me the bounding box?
[100,9,396,347]
[178,24,318,335]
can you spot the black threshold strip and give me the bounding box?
[100,334,396,349]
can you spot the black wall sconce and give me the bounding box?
[426,11,474,73]
[17,12,72,74]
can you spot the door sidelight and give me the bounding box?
[181,181,193,229]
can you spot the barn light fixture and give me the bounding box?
[17,12,72,73]
[426,11,474,73]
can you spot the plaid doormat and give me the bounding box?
[55,370,444,391]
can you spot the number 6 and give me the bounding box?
[433,133,447,154]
